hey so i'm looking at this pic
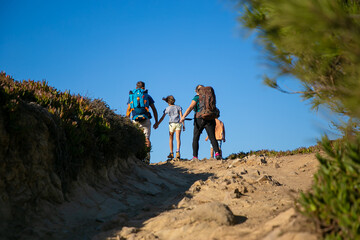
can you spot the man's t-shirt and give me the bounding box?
[163,105,182,123]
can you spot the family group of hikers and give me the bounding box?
[126,81,226,163]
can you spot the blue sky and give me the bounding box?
[0,0,336,163]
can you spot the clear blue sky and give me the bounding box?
[0,0,336,163]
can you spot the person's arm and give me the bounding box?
[150,103,158,123]
[154,113,166,129]
[180,110,185,131]
[222,122,226,142]
[126,104,131,118]
[180,100,197,123]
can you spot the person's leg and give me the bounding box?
[210,147,214,158]
[167,123,176,158]
[217,140,222,155]
[136,119,151,148]
[175,129,181,158]
[137,119,152,163]
[169,131,174,154]
[192,118,205,158]
[204,120,220,156]
[175,129,181,152]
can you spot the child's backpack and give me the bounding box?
[196,86,220,120]
[129,88,152,121]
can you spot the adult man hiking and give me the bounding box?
[126,81,158,162]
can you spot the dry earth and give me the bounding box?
[88,153,320,240]
[22,153,320,240]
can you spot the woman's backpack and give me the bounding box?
[196,86,220,120]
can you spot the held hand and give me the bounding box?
[153,123,158,129]
[180,115,188,123]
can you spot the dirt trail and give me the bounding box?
[88,153,319,240]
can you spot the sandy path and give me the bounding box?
[90,153,320,240]
[41,157,211,240]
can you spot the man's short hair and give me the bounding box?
[136,81,145,89]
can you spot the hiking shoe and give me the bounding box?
[176,151,180,159]
[215,152,222,160]
[167,152,174,159]
[191,156,199,162]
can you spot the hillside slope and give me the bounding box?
[0,100,146,240]
[0,73,148,239]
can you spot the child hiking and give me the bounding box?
[205,118,225,159]
[154,95,185,160]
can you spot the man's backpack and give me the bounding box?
[129,88,152,121]
[196,86,220,120]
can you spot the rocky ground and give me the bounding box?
[87,153,320,240]
[15,153,320,240]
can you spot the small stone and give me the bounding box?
[257,175,268,182]
[230,188,242,199]
[240,168,248,175]
[120,227,138,236]
[190,202,236,226]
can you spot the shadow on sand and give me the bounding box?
[91,160,248,239]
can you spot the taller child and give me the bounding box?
[154,95,185,160]
[180,85,221,160]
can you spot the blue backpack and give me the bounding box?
[129,88,152,121]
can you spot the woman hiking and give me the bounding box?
[180,85,221,161]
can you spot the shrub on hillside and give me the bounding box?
[227,144,322,159]
[0,72,147,190]
[299,136,360,239]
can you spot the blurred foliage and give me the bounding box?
[236,0,360,238]
[237,0,360,122]
[226,144,322,160]
[0,72,148,191]
[299,136,360,239]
